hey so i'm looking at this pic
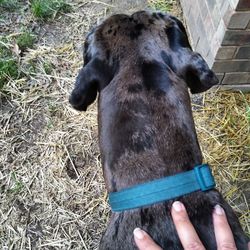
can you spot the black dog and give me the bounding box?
[69,11,248,249]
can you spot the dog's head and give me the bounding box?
[69,11,218,111]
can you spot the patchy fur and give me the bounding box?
[69,11,248,250]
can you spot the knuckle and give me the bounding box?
[220,243,237,250]
[175,214,190,223]
[144,243,161,250]
[185,242,204,250]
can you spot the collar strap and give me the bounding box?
[109,164,215,212]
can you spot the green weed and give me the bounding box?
[16,31,36,51]
[0,41,19,89]
[26,61,37,76]
[0,40,12,58]
[8,172,24,194]
[0,0,19,11]
[0,59,19,88]
[47,119,54,128]
[31,0,71,20]
[148,0,174,12]
[43,61,53,74]
[48,103,58,116]
[247,106,250,123]
[240,92,250,124]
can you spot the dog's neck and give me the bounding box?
[98,70,203,193]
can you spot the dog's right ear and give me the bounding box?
[69,58,113,111]
[70,27,114,111]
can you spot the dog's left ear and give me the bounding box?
[181,52,219,94]
[69,58,112,111]
[164,16,219,94]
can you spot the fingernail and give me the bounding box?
[214,204,225,215]
[133,228,145,240]
[172,201,184,212]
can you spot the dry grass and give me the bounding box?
[193,90,250,235]
[0,1,249,249]
[1,1,111,249]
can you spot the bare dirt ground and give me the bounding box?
[0,0,249,249]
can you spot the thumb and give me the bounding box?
[133,228,162,250]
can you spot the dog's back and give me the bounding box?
[69,11,248,249]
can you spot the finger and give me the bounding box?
[171,201,205,250]
[133,228,162,250]
[213,205,237,250]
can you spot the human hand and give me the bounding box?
[133,201,240,250]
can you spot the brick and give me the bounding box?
[194,15,210,54]
[199,0,209,17]
[229,0,239,9]
[187,3,192,17]
[203,12,215,42]
[195,14,208,38]
[179,0,187,15]
[206,0,217,12]
[181,0,192,20]
[179,0,186,8]
[211,5,221,29]
[220,1,232,16]
[179,0,250,91]
[196,36,210,59]
[228,12,250,29]
[214,19,227,45]
[221,3,234,26]
[187,28,198,49]
[185,25,197,49]
[222,30,250,45]
[196,35,210,58]
[215,73,225,84]
[186,10,200,48]
[222,72,250,84]
[235,46,250,58]
[236,0,250,10]
[205,50,215,67]
[247,19,250,29]
[189,0,200,19]
[212,60,250,72]
[216,0,226,10]
[180,0,250,91]
[180,0,197,17]
[210,35,220,57]
[187,0,198,17]
[216,46,237,59]
[220,84,250,92]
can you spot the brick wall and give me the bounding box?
[180,0,250,91]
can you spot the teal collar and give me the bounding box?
[109,164,215,212]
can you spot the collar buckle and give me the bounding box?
[194,164,215,191]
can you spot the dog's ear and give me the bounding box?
[181,53,219,94]
[164,16,219,94]
[69,58,112,111]
[70,27,115,111]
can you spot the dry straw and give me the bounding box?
[193,90,250,236]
